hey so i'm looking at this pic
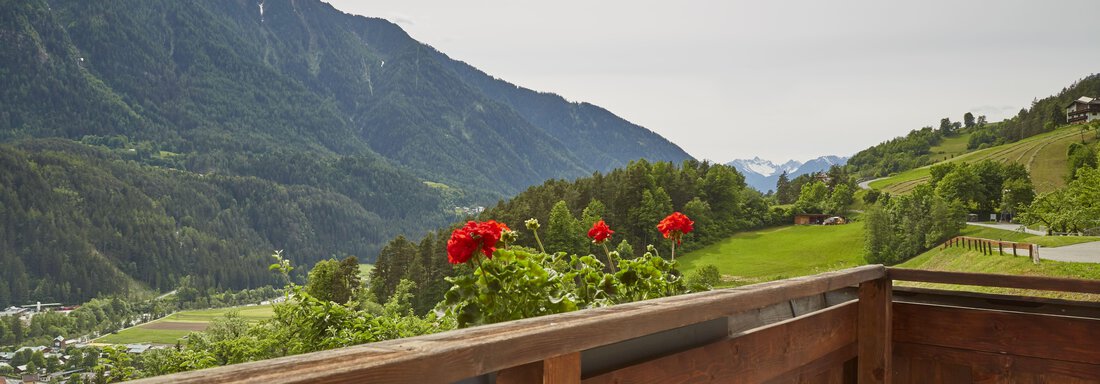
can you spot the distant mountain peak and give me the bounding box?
[727,155,849,192]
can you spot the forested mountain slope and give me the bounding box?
[0,0,691,306]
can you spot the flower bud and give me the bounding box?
[501,230,519,244]
[525,218,540,230]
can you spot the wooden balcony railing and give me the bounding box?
[1068,106,1100,115]
[133,265,1100,384]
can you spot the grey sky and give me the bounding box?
[326,0,1100,163]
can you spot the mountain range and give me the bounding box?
[0,0,690,306]
[727,156,848,192]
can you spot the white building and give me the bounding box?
[1066,96,1100,124]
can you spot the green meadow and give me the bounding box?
[678,222,867,286]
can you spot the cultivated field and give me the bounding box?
[870,126,1094,195]
[677,222,866,286]
[94,304,275,345]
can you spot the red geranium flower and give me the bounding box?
[447,226,478,264]
[587,219,614,244]
[476,220,506,256]
[447,220,507,264]
[657,212,694,244]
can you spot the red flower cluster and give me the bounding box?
[587,219,614,244]
[447,220,508,264]
[657,212,694,244]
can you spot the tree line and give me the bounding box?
[368,159,794,312]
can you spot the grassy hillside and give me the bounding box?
[897,225,1100,300]
[870,125,1094,194]
[926,132,973,163]
[898,247,1100,301]
[677,222,866,286]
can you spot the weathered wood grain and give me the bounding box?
[544,352,581,384]
[895,342,1100,383]
[857,278,891,384]
[582,302,858,384]
[894,302,1100,364]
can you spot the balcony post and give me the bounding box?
[858,277,892,383]
[497,352,580,384]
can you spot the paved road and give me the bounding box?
[963,223,1100,263]
[857,177,887,190]
[1036,242,1100,263]
[967,222,1046,236]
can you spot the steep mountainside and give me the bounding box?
[728,156,848,192]
[0,0,692,306]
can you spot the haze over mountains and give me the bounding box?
[728,156,849,192]
[0,0,690,306]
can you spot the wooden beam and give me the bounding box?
[895,342,1100,382]
[858,278,891,384]
[583,302,858,384]
[132,265,885,384]
[544,352,581,384]
[894,302,1100,364]
[888,268,1100,294]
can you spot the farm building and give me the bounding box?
[794,213,830,225]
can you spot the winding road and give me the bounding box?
[858,177,887,190]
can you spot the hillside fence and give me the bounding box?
[942,236,1039,264]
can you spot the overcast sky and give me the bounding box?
[327,0,1100,164]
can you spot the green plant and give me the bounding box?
[439,219,691,328]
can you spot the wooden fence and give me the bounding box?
[942,236,1038,263]
[132,265,1100,384]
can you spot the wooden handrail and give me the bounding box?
[888,268,1100,294]
[132,265,885,384]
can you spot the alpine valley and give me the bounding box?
[0,0,691,306]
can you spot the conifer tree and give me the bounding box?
[546,200,586,255]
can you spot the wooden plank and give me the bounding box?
[895,342,1100,382]
[894,302,1100,364]
[761,346,856,384]
[583,302,858,384]
[892,286,1100,319]
[133,266,885,384]
[888,268,1100,294]
[857,278,891,384]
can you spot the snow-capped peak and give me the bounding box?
[728,157,803,177]
[725,155,850,192]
